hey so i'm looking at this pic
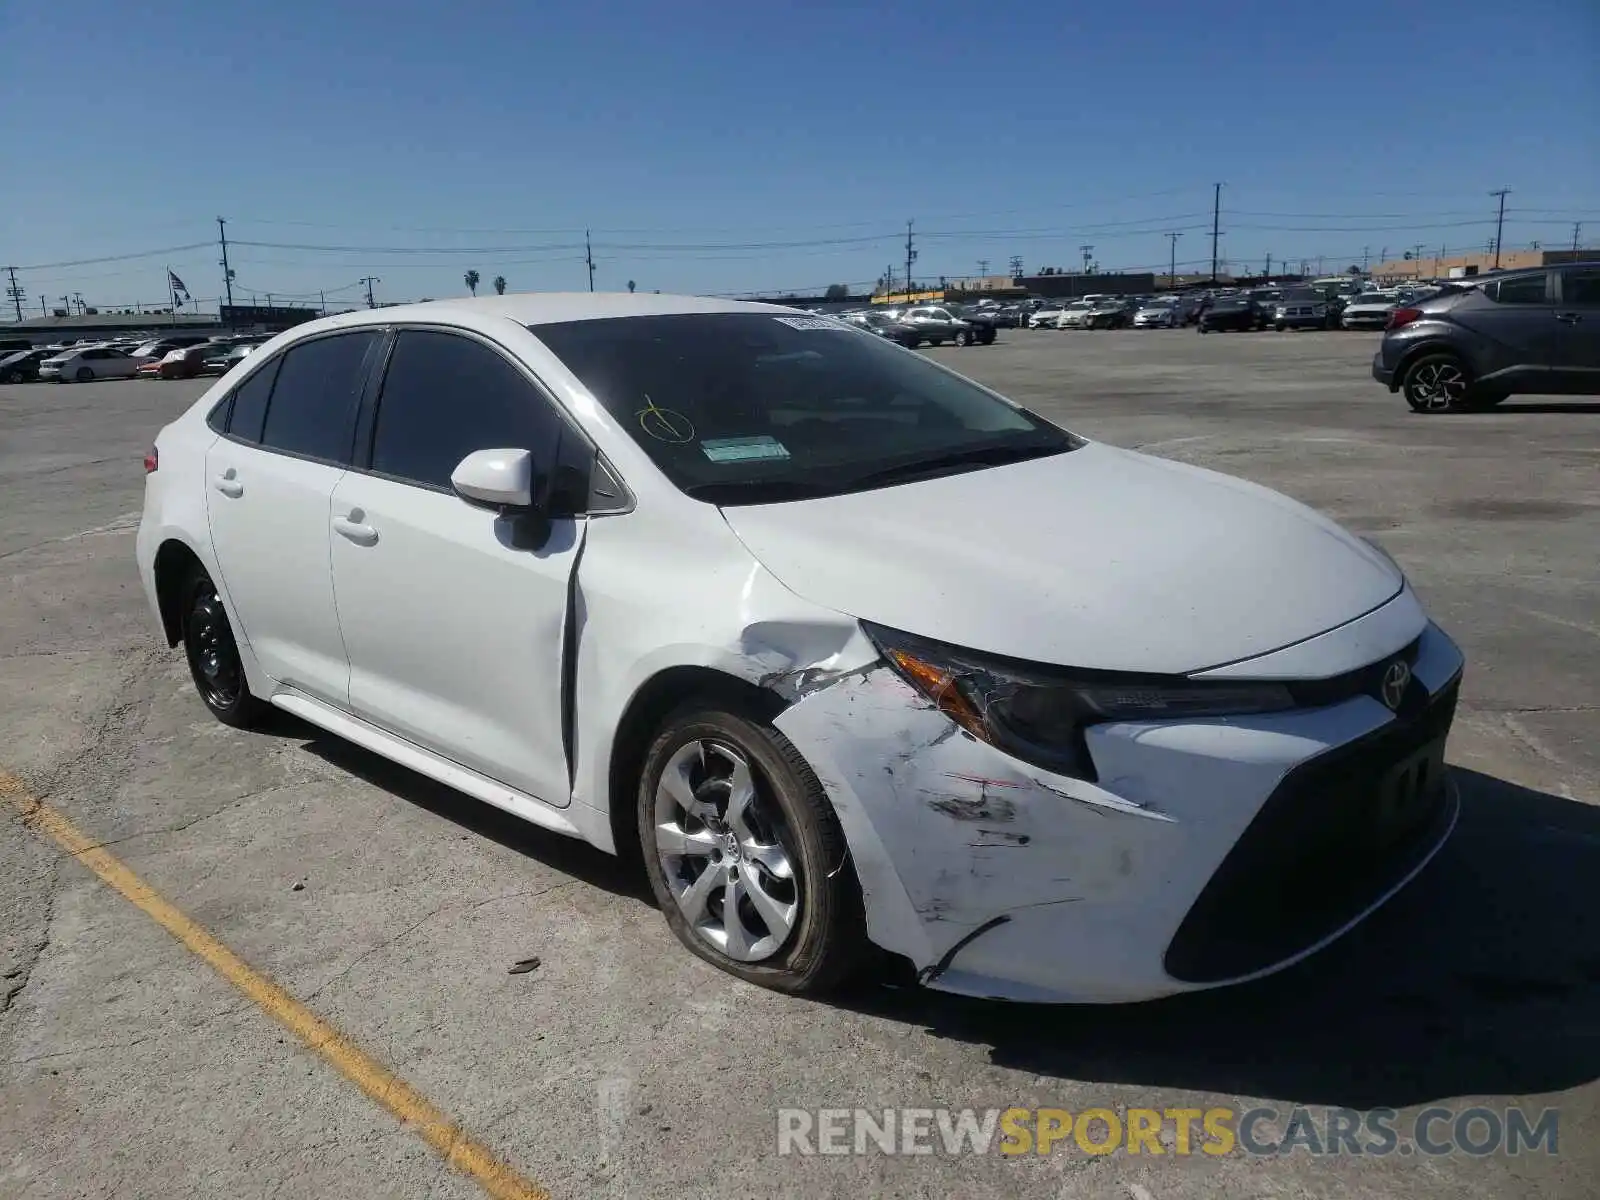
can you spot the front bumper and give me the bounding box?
[774,617,1463,1003]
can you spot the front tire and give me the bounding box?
[1402,353,1473,413]
[638,705,864,995]
[955,329,973,347]
[182,568,269,728]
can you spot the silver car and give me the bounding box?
[1132,301,1180,328]
[38,344,143,383]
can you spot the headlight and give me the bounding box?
[862,622,1295,779]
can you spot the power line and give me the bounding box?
[12,243,212,271]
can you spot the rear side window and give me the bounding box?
[369,330,563,490]
[258,331,379,463]
[224,357,281,442]
[1562,268,1600,306]
[1487,274,1548,305]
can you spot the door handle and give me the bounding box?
[332,514,379,546]
[1554,312,1582,324]
[213,471,243,498]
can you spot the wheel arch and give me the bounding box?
[153,536,209,646]
[606,666,787,865]
[1392,336,1471,387]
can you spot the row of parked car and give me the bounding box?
[0,333,269,384]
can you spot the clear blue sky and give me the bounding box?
[3,0,1596,312]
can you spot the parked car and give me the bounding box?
[1132,300,1180,328]
[1028,304,1066,328]
[842,310,922,348]
[1372,263,1600,412]
[0,348,53,383]
[137,293,1464,1001]
[1272,289,1336,331]
[1197,296,1264,333]
[39,344,142,382]
[1082,298,1132,330]
[139,343,228,380]
[899,305,989,346]
[0,337,35,357]
[1342,293,1401,330]
[940,303,1000,344]
[1054,301,1096,329]
[199,344,256,375]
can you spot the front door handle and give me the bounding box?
[213,470,243,498]
[1555,312,1582,324]
[332,514,379,546]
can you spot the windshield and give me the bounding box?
[531,313,1078,504]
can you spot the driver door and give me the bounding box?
[328,328,587,806]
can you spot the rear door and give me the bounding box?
[328,327,589,805]
[1452,271,1555,389]
[1551,266,1600,389]
[204,330,383,703]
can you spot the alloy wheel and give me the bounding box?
[185,583,243,710]
[652,739,800,962]
[1407,361,1468,411]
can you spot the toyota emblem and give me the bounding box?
[1380,659,1411,711]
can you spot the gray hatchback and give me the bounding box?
[1372,262,1600,412]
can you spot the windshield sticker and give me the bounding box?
[701,436,791,463]
[635,395,696,443]
[771,316,846,330]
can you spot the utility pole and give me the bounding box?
[217,217,235,307]
[904,220,917,300]
[977,259,989,278]
[1165,232,1182,287]
[1490,189,1510,269]
[585,230,595,292]
[1008,255,1023,280]
[1573,222,1583,253]
[360,277,380,309]
[1264,252,1272,280]
[1079,244,1094,276]
[1362,246,1370,272]
[1210,182,1222,283]
[4,266,22,323]
[73,293,84,315]
[319,290,327,316]
[38,296,46,318]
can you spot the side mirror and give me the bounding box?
[451,448,535,510]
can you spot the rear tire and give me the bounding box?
[638,704,865,995]
[74,367,93,383]
[181,567,269,728]
[1402,353,1474,413]
[955,329,972,347]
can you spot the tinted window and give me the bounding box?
[531,313,1075,505]
[370,330,563,491]
[1489,274,1548,305]
[1562,268,1600,306]
[225,357,281,443]
[259,332,378,462]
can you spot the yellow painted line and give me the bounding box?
[1,770,550,1200]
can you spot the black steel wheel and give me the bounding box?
[182,569,268,727]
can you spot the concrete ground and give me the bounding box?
[1,329,1595,1199]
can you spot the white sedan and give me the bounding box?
[39,344,143,382]
[136,294,1463,1002]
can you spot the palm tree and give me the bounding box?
[493,275,507,296]
[464,269,480,296]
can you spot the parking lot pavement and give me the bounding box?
[1,344,1595,1199]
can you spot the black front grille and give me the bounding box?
[1287,635,1421,710]
[1164,677,1459,983]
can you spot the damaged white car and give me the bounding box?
[137,294,1464,1003]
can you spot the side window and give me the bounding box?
[1562,268,1600,306]
[258,331,379,463]
[368,330,565,491]
[1488,274,1548,305]
[224,356,281,442]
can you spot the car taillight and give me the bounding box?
[143,446,158,473]
[1388,307,1422,330]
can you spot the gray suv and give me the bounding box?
[1372,262,1600,412]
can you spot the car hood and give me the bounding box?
[719,441,1402,674]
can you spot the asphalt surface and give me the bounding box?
[1,329,1596,1199]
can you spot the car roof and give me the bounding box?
[284,292,797,340]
